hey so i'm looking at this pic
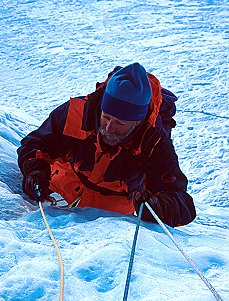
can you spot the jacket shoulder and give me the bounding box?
[63,97,94,139]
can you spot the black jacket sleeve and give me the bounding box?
[143,131,196,227]
[17,101,76,173]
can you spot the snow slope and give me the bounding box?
[0,0,228,300]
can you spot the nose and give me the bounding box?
[105,120,116,133]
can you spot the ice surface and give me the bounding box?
[0,0,228,300]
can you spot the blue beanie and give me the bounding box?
[101,63,152,121]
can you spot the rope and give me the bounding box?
[123,203,144,301]
[177,109,229,120]
[36,187,223,301]
[145,202,224,301]
[39,201,64,301]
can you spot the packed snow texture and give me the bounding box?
[0,0,228,300]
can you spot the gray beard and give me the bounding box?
[99,127,135,146]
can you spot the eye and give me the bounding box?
[116,121,126,126]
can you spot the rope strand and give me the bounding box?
[177,109,229,120]
[123,203,144,301]
[39,201,64,301]
[145,202,224,301]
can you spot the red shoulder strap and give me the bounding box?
[147,73,163,127]
[63,97,93,139]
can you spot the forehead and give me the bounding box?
[101,111,135,126]
[101,111,123,121]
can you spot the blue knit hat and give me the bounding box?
[101,63,152,121]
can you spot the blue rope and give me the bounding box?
[123,202,144,301]
[123,201,223,301]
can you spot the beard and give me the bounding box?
[99,129,123,146]
[99,126,136,146]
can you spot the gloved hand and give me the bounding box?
[134,190,160,222]
[22,158,51,201]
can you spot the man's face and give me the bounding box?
[99,111,141,146]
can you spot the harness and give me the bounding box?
[70,162,128,197]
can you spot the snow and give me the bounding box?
[0,0,228,300]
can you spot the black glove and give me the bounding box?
[22,158,51,201]
[134,190,160,222]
